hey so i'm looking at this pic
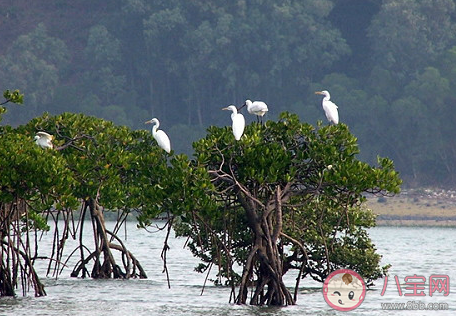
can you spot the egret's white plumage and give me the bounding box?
[34,131,54,149]
[145,118,171,153]
[315,90,339,124]
[222,105,245,141]
[240,99,268,123]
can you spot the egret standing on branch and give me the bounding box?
[145,118,171,153]
[34,131,54,149]
[222,105,245,141]
[239,99,268,124]
[315,90,339,125]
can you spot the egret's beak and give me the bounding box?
[222,107,229,111]
[237,103,246,111]
[145,120,152,124]
[315,91,324,95]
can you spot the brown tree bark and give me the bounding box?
[70,198,146,279]
[235,186,295,306]
[0,199,46,297]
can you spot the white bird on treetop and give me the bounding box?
[315,90,339,125]
[34,131,54,149]
[145,118,171,153]
[239,99,268,124]
[222,105,245,141]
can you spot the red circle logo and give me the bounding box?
[322,269,366,311]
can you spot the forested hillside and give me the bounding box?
[1,0,456,186]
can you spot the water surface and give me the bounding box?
[1,224,455,315]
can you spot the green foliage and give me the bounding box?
[3,1,456,185]
[0,89,24,123]
[83,25,127,106]
[2,89,24,105]
[166,114,402,290]
[368,0,456,80]
[22,210,50,232]
[20,112,170,214]
[0,23,69,123]
[1,110,172,294]
[85,25,122,65]
[0,128,77,232]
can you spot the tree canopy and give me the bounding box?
[1,78,401,305]
[2,0,454,185]
[0,107,169,296]
[139,114,401,305]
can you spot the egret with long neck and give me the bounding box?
[145,118,171,153]
[222,105,245,141]
[315,90,339,125]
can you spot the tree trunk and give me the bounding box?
[71,198,146,279]
[235,186,295,306]
[0,200,46,297]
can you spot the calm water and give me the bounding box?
[1,223,455,315]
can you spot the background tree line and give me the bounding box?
[1,0,456,186]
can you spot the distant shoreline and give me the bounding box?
[375,217,456,227]
[367,188,456,227]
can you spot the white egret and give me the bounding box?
[315,90,339,125]
[145,118,171,153]
[222,105,245,141]
[34,131,54,149]
[239,99,268,124]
